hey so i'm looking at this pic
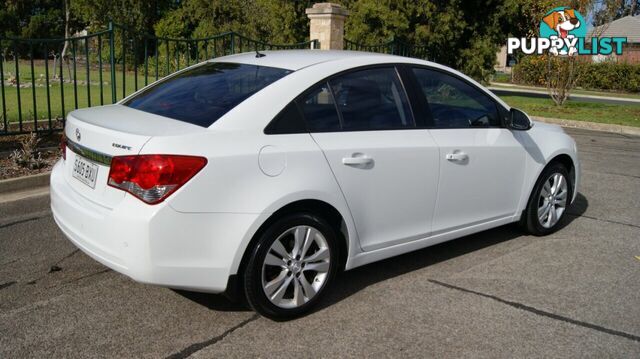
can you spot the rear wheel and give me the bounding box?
[243,213,339,320]
[523,163,572,235]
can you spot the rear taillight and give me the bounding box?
[107,155,207,204]
[60,135,67,161]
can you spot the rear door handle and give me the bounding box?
[446,152,468,162]
[342,155,373,166]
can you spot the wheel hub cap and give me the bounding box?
[290,261,302,273]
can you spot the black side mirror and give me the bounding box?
[507,108,533,131]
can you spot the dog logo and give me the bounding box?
[507,6,626,57]
[539,7,586,56]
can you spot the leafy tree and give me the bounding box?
[3,0,613,83]
[154,0,312,44]
[0,0,85,61]
[70,0,177,33]
[593,0,639,26]
[0,2,21,39]
[0,0,76,39]
[341,0,607,82]
[342,0,523,81]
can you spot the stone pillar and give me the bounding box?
[306,3,349,50]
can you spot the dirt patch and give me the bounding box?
[0,133,62,180]
[0,150,58,180]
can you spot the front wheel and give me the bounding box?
[522,163,572,235]
[243,213,339,320]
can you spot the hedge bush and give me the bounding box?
[512,56,640,93]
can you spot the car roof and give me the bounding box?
[211,49,425,71]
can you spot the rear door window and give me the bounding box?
[124,62,292,127]
[328,67,414,131]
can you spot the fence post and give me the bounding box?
[390,36,396,55]
[108,21,116,103]
[0,52,6,132]
[306,3,349,50]
[230,33,235,55]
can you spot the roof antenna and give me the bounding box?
[255,46,266,58]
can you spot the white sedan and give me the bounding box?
[51,50,580,319]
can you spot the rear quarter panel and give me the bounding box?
[139,130,361,274]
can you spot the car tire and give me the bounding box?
[522,162,572,236]
[243,213,339,320]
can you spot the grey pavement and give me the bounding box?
[1,128,639,358]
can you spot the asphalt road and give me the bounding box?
[1,128,639,358]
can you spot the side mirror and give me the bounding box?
[507,108,533,131]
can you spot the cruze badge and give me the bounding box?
[112,143,132,151]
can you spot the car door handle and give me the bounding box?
[342,155,373,166]
[445,152,468,162]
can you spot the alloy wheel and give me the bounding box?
[537,172,568,228]
[261,225,331,308]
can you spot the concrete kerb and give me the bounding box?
[0,172,51,195]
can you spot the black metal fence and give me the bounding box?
[344,38,429,60]
[0,22,318,136]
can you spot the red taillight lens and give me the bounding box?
[107,155,207,204]
[60,136,67,161]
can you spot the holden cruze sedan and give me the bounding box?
[51,50,579,319]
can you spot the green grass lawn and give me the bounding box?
[492,73,512,84]
[490,82,640,100]
[1,61,159,128]
[500,95,640,128]
[1,79,150,127]
[2,60,171,83]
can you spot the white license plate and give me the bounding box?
[72,155,99,189]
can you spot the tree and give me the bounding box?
[593,0,639,25]
[544,0,615,106]
[340,0,536,81]
[153,0,312,44]
[0,0,84,65]
[56,0,71,80]
[70,0,176,33]
[0,0,68,39]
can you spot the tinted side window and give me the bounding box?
[298,82,341,132]
[329,67,414,131]
[412,68,500,128]
[265,102,307,134]
[125,62,292,127]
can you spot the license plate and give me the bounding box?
[72,155,99,189]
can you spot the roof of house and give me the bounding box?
[588,15,640,43]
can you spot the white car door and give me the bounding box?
[300,67,440,251]
[410,67,527,233]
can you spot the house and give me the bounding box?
[495,45,515,73]
[588,15,640,64]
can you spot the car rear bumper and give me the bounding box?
[50,160,259,293]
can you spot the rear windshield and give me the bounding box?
[124,62,292,127]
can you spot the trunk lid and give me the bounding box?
[63,105,206,208]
